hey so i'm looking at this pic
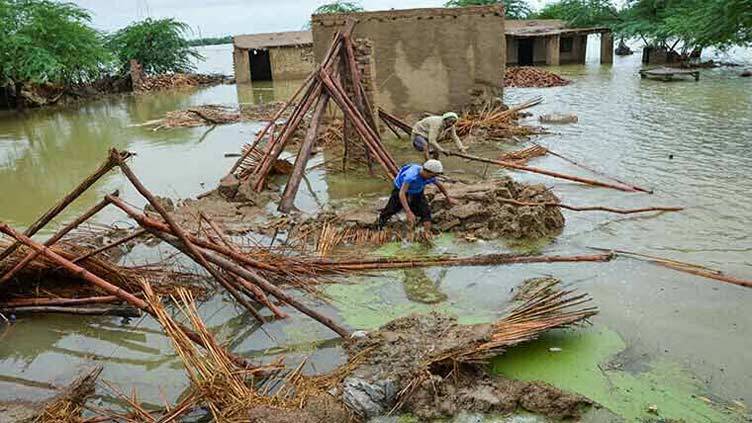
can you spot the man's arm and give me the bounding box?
[435,181,456,206]
[399,182,416,223]
[450,126,466,152]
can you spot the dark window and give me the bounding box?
[560,37,574,53]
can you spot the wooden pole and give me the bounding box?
[446,151,639,192]
[152,230,351,338]
[1,305,141,318]
[279,93,330,212]
[311,252,615,271]
[0,295,122,307]
[0,223,255,368]
[71,229,148,264]
[1,192,118,285]
[531,142,653,194]
[110,151,265,322]
[496,198,683,214]
[199,212,288,319]
[0,152,127,263]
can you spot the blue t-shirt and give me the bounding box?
[394,164,436,194]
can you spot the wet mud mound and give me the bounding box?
[427,178,565,240]
[341,311,592,419]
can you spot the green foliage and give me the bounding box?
[187,35,233,47]
[107,18,202,76]
[313,1,364,14]
[0,0,110,86]
[663,0,752,49]
[443,0,532,19]
[534,0,619,27]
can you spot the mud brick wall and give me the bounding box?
[270,46,315,80]
[354,38,376,117]
[312,6,506,114]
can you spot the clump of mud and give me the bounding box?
[427,178,565,240]
[340,311,592,419]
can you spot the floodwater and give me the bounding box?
[1,42,751,421]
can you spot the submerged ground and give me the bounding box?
[0,44,751,421]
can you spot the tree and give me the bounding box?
[0,0,110,95]
[313,1,364,14]
[107,18,202,76]
[534,0,620,28]
[443,0,532,20]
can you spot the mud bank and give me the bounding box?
[339,311,592,420]
[323,177,565,241]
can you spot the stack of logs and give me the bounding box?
[227,20,398,213]
[504,67,571,88]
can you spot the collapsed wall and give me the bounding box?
[311,6,506,114]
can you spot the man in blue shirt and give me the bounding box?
[378,159,457,231]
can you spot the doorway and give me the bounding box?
[250,49,272,81]
[517,38,534,66]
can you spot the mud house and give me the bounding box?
[505,20,613,66]
[311,5,506,114]
[233,31,314,83]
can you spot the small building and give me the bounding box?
[311,5,506,114]
[233,31,314,83]
[505,20,613,66]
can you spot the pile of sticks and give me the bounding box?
[227,20,398,213]
[504,66,571,88]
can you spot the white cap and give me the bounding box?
[442,112,459,121]
[423,159,444,174]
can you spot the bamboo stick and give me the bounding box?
[110,151,264,322]
[0,223,255,368]
[199,213,288,319]
[71,229,148,264]
[0,152,127,263]
[531,142,653,194]
[312,253,614,271]
[0,295,122,307]
[279,93,330,212]
[1,305,142,318]
[591,247,752,289]
[446,151,639,192]
[378,108,412,134]
[152,230,351,338]
[496,198,683,214]
[0,192,118,285]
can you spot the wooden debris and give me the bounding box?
[504,67,571,88]
[496,198,683,214]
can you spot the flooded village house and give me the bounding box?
[311,5,506,114]
[505,19,613,66]
[232,31,314,82]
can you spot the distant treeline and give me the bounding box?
[188,36,233,47]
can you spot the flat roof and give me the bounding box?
[233,31,312,50]
[505,19,609,37]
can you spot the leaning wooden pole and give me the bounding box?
[446,151,639,192]
[71,229,148,264]
[279,93,331,212]
[0,152,127,263]
[153,230,352,338]
[0,192,118,285]
[110,151,265,322]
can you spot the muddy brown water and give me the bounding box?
[1,43,751,421]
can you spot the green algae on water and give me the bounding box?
[491,326,741,422]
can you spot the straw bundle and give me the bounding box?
[32,366,102,423]
[456,97,544,140]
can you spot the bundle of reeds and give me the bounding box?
[32,366,102,423]
[498,145,548,165]
[455,97,544,140]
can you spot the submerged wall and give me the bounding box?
[233,46,314,83]
[312,6,506,114]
